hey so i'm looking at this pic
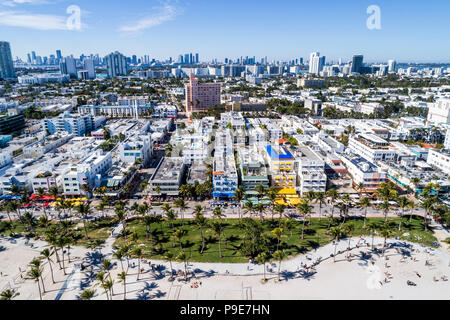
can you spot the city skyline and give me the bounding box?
[1,0,450,63]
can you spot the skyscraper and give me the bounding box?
[388,59,397,73]
[0,41,15,80]
[83,58,96,79]
[309,52,325,75]
[56,50,62,60]
[195,53,199,64]
[105,51,128,78]
[351,55,364,74]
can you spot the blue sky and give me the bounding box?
[1,0,449,63]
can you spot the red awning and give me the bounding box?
[29,194,41,200]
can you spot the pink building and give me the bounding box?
[185,74,221,114]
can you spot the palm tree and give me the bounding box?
[40,248,55,284]
[177,251,188,281]
[76,203,91,239]
[211,221,224,259]
[173,229,186,250]
[255,252,270,282]
[0,288,20,300]
[28,266,44,300]
[95,271,110,300]
[380,224,393,257]
[164,252,175,278]
[272,250,286,281]
[296,200,312,240]
[234,186,244,219]
[378,200,391,223]
[329,226,344,262]
[421,198,437,231]
[255,203,265,222]
[271,228,283,251]
[213,207,225,220]
[274,204,285,227]
[367,221,378,251]
[358,197,371,228]
[343,223,355,259]
[243,201,254,219]
[255,184,266,200]
[315,192,325,221]
[326,188,339,219]
[115,208,127,240]
[79,289,96,300]
[174,198,187,228]
[195,213,208,254]
[103,279,114,299]
[304,191,316,224]
[118,271,127,300]
[133,247,143,281]
[397,196,409,232]
[408,200,416,223]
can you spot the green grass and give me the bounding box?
[113,216,439,263]
[0,218,115,248]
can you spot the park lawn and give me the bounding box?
[112,216,439,263]
[0,218,115,248]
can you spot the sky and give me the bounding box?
[1,0,450,63]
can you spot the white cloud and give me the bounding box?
[119,3,182,33]
[1,0,53,7]
[0,10,78,30]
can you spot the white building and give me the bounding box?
[427,98,450,124]
[295,145,327,195]
[348,134,396,163]
[427,149,450,175]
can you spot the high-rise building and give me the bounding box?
[0,41,16,80]
[105,51,128,78]
[132,55,137,65]
[351,55,364,74]
[56,50,62,60]
[309,52,325,75]
[388,59,397,73]
[27,53,32,64]
[60,56,77,77]
[83,58,96,79]
[185,73,221,114]
[195,53,199,64]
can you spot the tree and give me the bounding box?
[164,252,175,278]
[76,203,91,239]
[195,212,208,254]
[40,248,55,284]
[243,201,254,219]
[315,192,325,221]
[358,197,371,228]
[397,196,410,232]
[28,266,44,300]
[326,188,339,219]
[0,288,20,300]
[378,200,391,223]
[255,252,270,282]
[380,224,393,257]
[421,198,437,231]
[173,229,186,250]
[329,226,344,262]
[296,200,312,240]
[118,271,127,300]
[343,222,355,259]
[133,247,143,281]
[210,221,224,259]
[177,251,189,281]
[271,228,283,251]
[79,289,96,300]
[274,204,285,227]
[234,186,244,220]
[174,198,187,228]
[272,250,286,281]
[95,271,110,300]
[367,221,378,250]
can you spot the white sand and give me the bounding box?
[1,236,449,300]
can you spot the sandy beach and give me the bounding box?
[1,233,449,300]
